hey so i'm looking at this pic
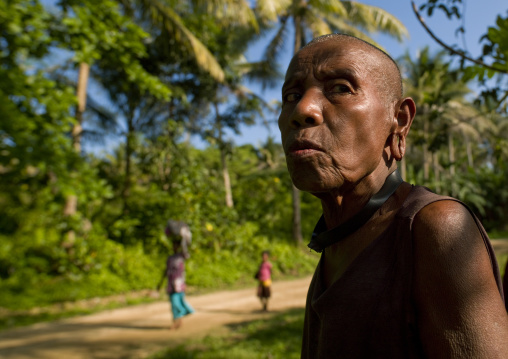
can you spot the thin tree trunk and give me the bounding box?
[294,17,303,53]
[292,184,303,245]
[214,103,234,208]
[465,136,474,168]
[221,148,234,208]
[447,132,457,196]
[448,132,455,178]
[72,62,89,152]
[423,117,430,181]
[400,156,407,181]
[122,111,134,214]
[433,152,440,194]
[64,62,90,243]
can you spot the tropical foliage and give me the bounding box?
[1,0,507,317]
[411,0,508,227]
[415,0,508,112]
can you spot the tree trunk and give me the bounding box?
[64,62,89,243]
[292,184,303,244]
[72,62,90,152]
[221,148,234,208]
[465,136,474,169]
[448,132,457,196]
[214,103,234,208]
[294,16,303,54]
[423,117,430,181]
[122,110,135,214]
[433,152,440,194]
[448,132,455,178]
[400,157,407,181]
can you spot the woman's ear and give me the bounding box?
[389,97,416,161]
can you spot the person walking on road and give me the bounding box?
[157,220,194,329]
[255,250,272,311]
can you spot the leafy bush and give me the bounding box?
[0,227,160,309]
[186,222,318,289]
[0,218,317,310]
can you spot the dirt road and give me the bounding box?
[1,240,507,359]
[0,276,312,359]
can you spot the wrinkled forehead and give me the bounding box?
[284,40,381,81]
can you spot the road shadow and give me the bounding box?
[193,307,278,315]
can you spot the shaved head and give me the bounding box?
[302,34,403,105]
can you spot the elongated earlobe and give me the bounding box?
[397,135,406,160]
[389,134,403,161]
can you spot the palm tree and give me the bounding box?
[116,0,280,210]
[197,79,275,209]
[121,0,262,83]
[400,47,493,196]
[152,11,278,209]
[67,0,256,155]
[254,0,409,243]
[58,0,177,237]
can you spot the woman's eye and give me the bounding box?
[283,93,301,103]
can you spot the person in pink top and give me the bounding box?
[255,250,272,311]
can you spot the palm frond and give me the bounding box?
[233,61,282,89]
[341,2,408,41]
[321,16,384,48]
[141,0,225,82]
[263,19,290,66]
[84,97,121,143]
[305,9,332,38]
[308,0,347,18]
[255,0,292,23]
[191,0,259,32]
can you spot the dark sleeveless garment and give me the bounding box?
[301,185,504,359]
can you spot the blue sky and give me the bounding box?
[208,0,507,149]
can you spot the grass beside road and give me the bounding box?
[150,308,305,359]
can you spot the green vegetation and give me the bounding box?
[499,254,508,277]
[2,0,405,317]
[1,0,508,335]
[150,308,305,359]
